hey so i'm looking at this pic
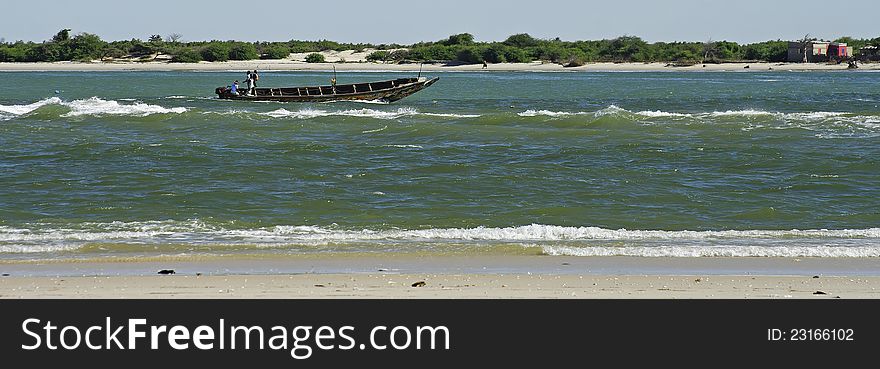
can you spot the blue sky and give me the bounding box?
[3,0,878,44]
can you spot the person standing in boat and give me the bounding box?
[244,71,254,96]
[251,70,259,95]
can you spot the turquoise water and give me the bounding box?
[2,71,880,259]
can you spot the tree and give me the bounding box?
[366,50,389,62]
[166,33,183,43]
[102,47,126,60]
[228,42,258,60]
[442,33,474,46]
[456,47,484,64]
[171,48,201,63]
[200,43,230,61]
[149,34,163,43]
[605,36,648,61]
[52,29,71,43]
[742,40,788,62]
[261,45,289,59]
[504,33,539,48]
[67,33,106,60]
[388,49,409,62]
[127,39,155,55]
[702,38,717,63]
[797,34,814,63]
[25,42,63,62]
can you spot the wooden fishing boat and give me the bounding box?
[215,77,439,103]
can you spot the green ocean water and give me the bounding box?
[2,70,880,259]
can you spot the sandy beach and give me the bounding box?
[1,59,877,72]
[2,256,880,299]
[3,273,879,299]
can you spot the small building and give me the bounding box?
[787,41,853,62]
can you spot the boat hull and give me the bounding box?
[216,77,438,103]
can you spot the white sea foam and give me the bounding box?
[634,110,694,118]
[382,144,423,149]
[518,110,584,117]
[542,245,880,258]
[0,97,187,118]
[3,223,880,256]
[61,97,188,117]
[517,106,873,127]
[422,112,482,118]
[0,97,63,115]
[260,107,478,120]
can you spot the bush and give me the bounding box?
[366,50,389,62]
[288,41,319,53]
[262,45,289,59]
[442,33,474,46]
[504,33,539,48]
[407,44,456,61]
[388,49,410,62]
[67,33,106,61]
[503,47,531,63]
[200,43,230,61]
[171,48,202,63]
[128,40,156,56]
[305,53,325,63]
[228,42,258,60]
[482,44,512,63]
[742,41,788,62]
[25,43,63,62]
[0,44,28,62]
[456,47,484,64]
[102,47,127,59]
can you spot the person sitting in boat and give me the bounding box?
[230,80,239,95]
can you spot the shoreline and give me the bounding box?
[2,256,880,298]
[1,60,878,72]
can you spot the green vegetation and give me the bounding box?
[228,42,258,60]
[2,29,879,64]
[170,48,201,63]
[365,50,389,62]
[305,53,325,63]
[261,45,290,59]
[200,43,230,62]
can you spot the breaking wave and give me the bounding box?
[260,107,480,119]
[518,109,590,117]
[516,105,880,134]
[542,245,880,258]
[2,222,879,257]
[0,97,187,118]
[0,97,63,116]
[61,97,188,117]
[518,105,866,121]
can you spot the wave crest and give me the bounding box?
[260,107,479,119]
[1,97,187,118]
[3,222,880,257]
[0,97,63,115]
[61,97,188,117]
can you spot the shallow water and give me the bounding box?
[2,71,879,259]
